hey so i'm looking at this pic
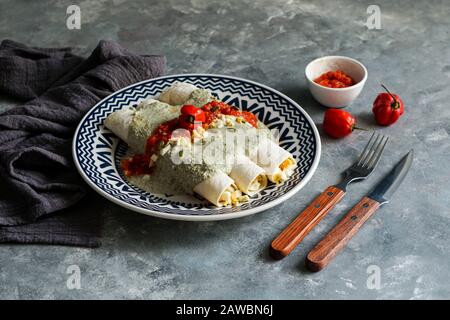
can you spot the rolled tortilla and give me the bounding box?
[230,156,267,196]
[105,83,213,151]
[104,106,135,142]
[105,100,180,153]
[154,145,248,207]
[250,138,296,184]
[158,82,198,105]
[184,88,215,107]
[193,171,246,207]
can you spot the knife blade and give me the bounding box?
[367,149,414,205]
[306,150,414,272]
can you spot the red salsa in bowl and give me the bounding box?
[314,70,355,88]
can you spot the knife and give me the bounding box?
[306,149,414,272]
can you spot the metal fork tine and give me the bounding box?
[336,132,389,191]
[361,133,382,167]
[362,134,383,167]
[366,136,389,169]
[356,132,376,165]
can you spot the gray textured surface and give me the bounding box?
[0,0,449,300]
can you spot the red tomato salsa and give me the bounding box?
[121,101,258,176]
[121,154,153,176]
[201,100,258,128]
[145,118,179,157]
[314,70,355,88]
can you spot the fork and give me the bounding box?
[270,132,389,259]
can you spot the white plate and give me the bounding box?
[73,74,321,221]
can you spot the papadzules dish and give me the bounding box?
[104,82,297,207]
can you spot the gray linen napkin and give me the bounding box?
[0,40,166,247]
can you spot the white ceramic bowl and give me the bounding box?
[305,56,368,108]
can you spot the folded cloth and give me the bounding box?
[0,40,166,247]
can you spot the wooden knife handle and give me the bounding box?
[306,197,380,272]
[270,186,345,259]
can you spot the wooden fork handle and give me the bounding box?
[306,197,380,272]
[270,186,345,259]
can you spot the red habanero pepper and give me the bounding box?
[323,108,364,139]
[372,84,404,126]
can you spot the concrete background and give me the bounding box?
[0,0,449,299]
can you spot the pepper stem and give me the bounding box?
[353,125,368,131]
[381,84,400,109]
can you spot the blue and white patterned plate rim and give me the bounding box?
[73,74,321,221]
